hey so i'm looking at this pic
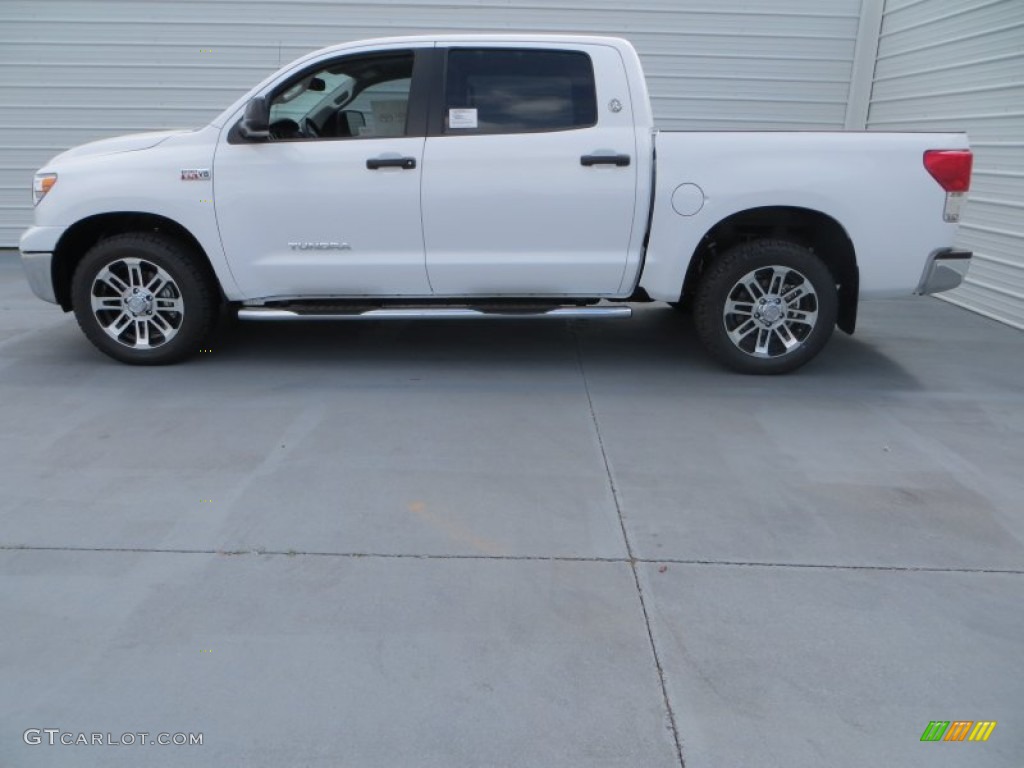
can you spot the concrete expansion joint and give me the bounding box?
[572,329,687,768]
[2,545,1023,575]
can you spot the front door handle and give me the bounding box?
[581,154,631,167]
[366,157,417,170]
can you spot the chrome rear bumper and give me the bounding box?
[916,248,971,295]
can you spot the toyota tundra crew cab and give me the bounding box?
[20,35,974,373]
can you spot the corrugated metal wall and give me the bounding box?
[0,0,863,247]
[868,0,1024,329]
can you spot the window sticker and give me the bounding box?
[448,108,478,129]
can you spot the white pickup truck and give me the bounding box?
[20,34,973,373]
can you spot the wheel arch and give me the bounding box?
[681,206,859,334]
[52,212,220,311]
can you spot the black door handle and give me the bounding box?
[366,157,417,170]
[581,154,631,167]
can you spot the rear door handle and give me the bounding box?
[581,154,631,167]
[366,157,417,170]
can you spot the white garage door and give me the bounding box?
[0,0,863,247]
[868,0,1024,329]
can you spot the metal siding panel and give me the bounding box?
[868,0,1024,328]
[874,20,1024,78]
[872,53,1024,100]
[0,0,861,246]
[878,0,1021,48]
[960,200,1024,239]
[868,85,1024,122]
[971,170,1024,200]
[971,144,1024,174]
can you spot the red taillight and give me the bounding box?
[924,149,973,192]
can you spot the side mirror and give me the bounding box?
[238,96,270,140]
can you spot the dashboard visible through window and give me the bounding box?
[267,52,414,140]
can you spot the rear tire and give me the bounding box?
[694,239,837,374]
[71,232,218,365]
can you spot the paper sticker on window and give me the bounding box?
[448,108,478,129]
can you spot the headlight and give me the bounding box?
[33,173,57,205]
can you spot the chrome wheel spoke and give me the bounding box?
[725,299,755,317]
[134,319,151,347]
[126,261,145,289]
[91,296,123,312]
[782,283,811,304]
[150,312,174,334]
[740,276,765,300]
[727,319,758,346]
[754,327,772,356]
[96,268,128,294]
[787,308,817,327]
[767,268,786,296]
[108,311,133,337]
[155,296,183,313]
[773,323,799,351]
[146,275,168,295]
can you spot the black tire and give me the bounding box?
[693,239,838,374]
[71,232,219,365]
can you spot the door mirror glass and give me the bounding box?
[239,96,270,140]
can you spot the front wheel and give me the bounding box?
[71,232,218,365]
[694,239,838,374]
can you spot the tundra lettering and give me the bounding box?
[288,242,352,251]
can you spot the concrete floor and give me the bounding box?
[0,252,1021,767]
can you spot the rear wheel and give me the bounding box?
[694,239,837,374]
[71,232,218,365]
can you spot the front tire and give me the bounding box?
[694,239,838,374]
[71,232,218,365]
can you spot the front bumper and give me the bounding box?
[19,225,64,304]
[916,248,972,295]
[19,252,57,304]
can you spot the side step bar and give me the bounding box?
[237,306,632,321]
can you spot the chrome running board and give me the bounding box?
[237,306,632,321]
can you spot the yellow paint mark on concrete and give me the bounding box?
[407,501,502,555]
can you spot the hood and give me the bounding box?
[50,129,194,164]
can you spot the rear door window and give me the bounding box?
[443,49,597,134]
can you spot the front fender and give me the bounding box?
[32,125,243,300]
